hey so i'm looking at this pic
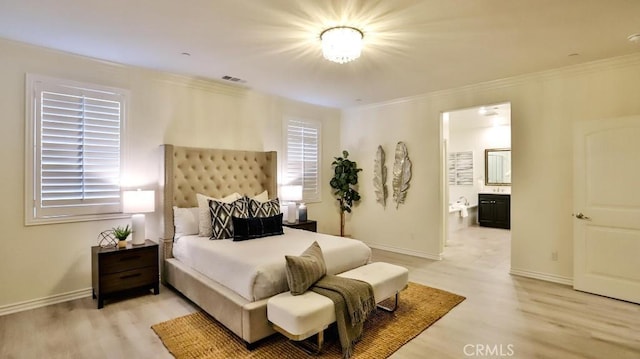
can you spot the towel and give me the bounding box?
[311,275,375,358]
[460,206,468,218]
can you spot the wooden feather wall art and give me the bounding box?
[392,141,412,209]
[373,145,387,208]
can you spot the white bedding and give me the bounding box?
[172,228,372,301]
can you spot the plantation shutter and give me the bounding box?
[34,80,124,218]
[285,118,321,202]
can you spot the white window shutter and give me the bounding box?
[284,118,321,202]
[27,75,127,222]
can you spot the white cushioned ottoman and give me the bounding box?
[267,262,409,342]
[338,262,409,303]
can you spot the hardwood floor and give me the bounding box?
[1,226,638,358]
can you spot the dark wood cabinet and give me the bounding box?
[283,220,317,232]
[91,240,159,308]
[478,194,511,229]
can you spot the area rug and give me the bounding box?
[152,282,465,359]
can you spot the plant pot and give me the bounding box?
[118,240,127,249]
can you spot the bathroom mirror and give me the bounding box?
[485,148,511,186]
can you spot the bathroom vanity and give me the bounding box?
[478,193,510,229]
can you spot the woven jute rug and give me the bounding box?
[152,282,465,359]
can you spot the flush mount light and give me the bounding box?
[320,26,364,64]
[479,107,499,117]
[629,33,640,43]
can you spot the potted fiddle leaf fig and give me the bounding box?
[112,225,132,248]
[330,150,362,237]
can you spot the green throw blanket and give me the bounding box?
[311,275,375,359]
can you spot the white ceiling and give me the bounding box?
[1,0,639,108]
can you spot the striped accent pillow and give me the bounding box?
[232,213,284,241]
[285,241,327,295]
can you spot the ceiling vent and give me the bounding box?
[221,75,245,83]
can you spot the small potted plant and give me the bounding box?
[112,225,132,248]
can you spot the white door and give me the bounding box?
[573,115,640,304]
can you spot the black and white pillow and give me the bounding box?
[248,197,281,218]
[208,197,249,239]
[232,213,284,241]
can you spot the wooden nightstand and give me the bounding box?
[91,240,159,309]
[283,220,317,232]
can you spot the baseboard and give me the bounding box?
[367,243,442,261]
[509,268,573,286]
[0,288,93,316]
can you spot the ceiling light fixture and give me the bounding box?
[479,107,499,117]
[320,26,364,64]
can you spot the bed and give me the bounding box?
[159,145,371,345]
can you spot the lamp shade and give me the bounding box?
[280,185,303,202]
[122,190,155,213]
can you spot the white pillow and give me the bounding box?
[173,206,199,240]
[197,192,242,237]
[252,190,269,203]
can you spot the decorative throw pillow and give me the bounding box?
[232,213,284,241]
[173,206,199,240]
[197,192,242,237]
[285,241,327,295]
[248,197,281,218]
[208,197,249,239]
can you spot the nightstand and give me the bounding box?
[91,240,159,309]
[283,220,317,232]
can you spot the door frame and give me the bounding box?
[439,102,513,255]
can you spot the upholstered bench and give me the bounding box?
[267,262,409,352]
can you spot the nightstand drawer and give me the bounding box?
[100,248,156,274]
[101,267,157,293]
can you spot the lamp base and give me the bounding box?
[286,202,297,223]
[131,213,146,245]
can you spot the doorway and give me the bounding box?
[441,103,512,255]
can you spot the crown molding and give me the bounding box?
[154,73,249,97]
[345,52,640,113]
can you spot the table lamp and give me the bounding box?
[123,189,155,245]
[280,185,302,223]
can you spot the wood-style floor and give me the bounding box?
[1,226,638,358]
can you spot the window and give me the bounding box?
[25,74,128,224]
[283,118,321,202]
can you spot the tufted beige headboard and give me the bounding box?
[160,144,277,241]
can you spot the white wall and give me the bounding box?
[341,53,640,282]
[448,123,512,206]
[4,36,640,311]
[0,38,341,311]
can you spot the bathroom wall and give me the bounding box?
[447,107,511,206]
